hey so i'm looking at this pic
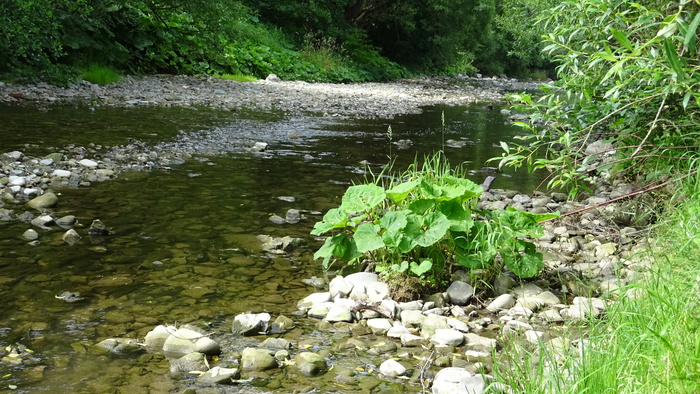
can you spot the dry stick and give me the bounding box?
[575,93,664,154]
[541,169,700,222]
[631,95,666,158]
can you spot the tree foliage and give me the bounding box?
[495,0,700,195]
[1,0,560,83]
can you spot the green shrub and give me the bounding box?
[311,154,558,293]
[494,0,700,195]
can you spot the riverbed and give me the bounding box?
[0,85,551,393]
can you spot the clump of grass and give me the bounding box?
[216,74,258,82]
[81,65,120,85]
[490,175,700,393]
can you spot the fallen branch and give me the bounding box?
[542,169,699,222]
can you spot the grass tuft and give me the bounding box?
[215,74,258,82]
[81,65,120,85]
[490,178,700,393]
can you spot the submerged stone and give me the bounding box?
[294,352,327,377]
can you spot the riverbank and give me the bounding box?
[0,74,542,118]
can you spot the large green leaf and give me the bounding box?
[354,223,385,253]
[313,234,361,269]
[438,200,473,232]
[386,179,420,204]
[408,198,436,215]
[441,175,482,201]
[410,259,433,276]
[663,38,685,81]
[502,239,543,278]
[311,208,348,235]
[494,208,548,238]
[404,211,450,247]
[339,184,386,214]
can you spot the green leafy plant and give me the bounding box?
[311,154,558,287]
[492,0,700,196]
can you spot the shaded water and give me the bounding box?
[0,103,543,392]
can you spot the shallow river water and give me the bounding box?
[0,104,543,393]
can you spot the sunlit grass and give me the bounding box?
[215,73,258,82]
[490,175,700,393]
[81,64,120,85]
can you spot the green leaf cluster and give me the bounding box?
[493,0,700,195]
[311,155,558,283]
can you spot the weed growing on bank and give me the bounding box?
[81,65,120,85]
[311,152,558,299]
[215,74,258,82]
[490,178,700,393]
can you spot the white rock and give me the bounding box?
[232,312,271,335]
[8,176,25,186]
[366,281,389,302]
[400,310,425,327]
[524,330,545,344]
[344,272,378,287]
[531,291,561,306]
[325,304,353,323]
[51,169,72,178]
[329,276,353,298]
[432,367,486,394]
[400,333,427,347]
[512,283,543,297]
[464,333,498,352]
[386,323,410,339]
[380,359,407,377]
[515,297,544,311]
[573,296,607,312]
[79,159,98,168]
[507,306,533,318]
[503,320,533,334]
[430,329,465,346]
[561,304,600,320]
[22,229,39,240]
[446,317,470,333]
[298,292,332,309]
[367,318,393,335]
[144,325,176,350]
[486,294,515,312]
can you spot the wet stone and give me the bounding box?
[293,352,327,377]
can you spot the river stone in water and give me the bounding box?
[170,352,209,374]
[62,229,81,244]
[27,192,58,209]
[22,229,39,240]
[144,325,176,350]
[269,315,295,334]
[241,348,277,371]
[162,328,220,357]
[94,338,142,355]
[329,276,353,298]
[232,312,270,335]
[325,304,353,323]
[380,359,407,377]
[294,352,327,377]
[197,366,240,384]
[432,367,486,394]
[431,328,465,346]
